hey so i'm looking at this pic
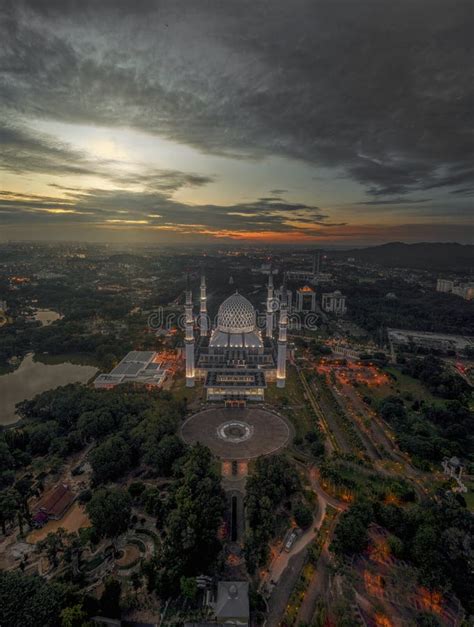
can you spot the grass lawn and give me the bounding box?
[266,365,314,437]
[464,481,474,512]
[359,365,440,408]
[170,373,204,407]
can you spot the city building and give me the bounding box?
[436,277,474,301]
[185,581,249,627]
[94,351,168,389]
[274,286,293,312]
[452,283,474,301]
[322,290,347,315]
[387,328,474,355]
[436,278,454,293]
[33,484,75,527]
[442,457,467,493]
[295,285,316,312]
[185,273,287,401]
[286,253,332,285]
[212,581,249,626]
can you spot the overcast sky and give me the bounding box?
[1,0,473,245]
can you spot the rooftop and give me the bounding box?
[94,351,167,388]
[214,581,249,621]
[34,483,75,518]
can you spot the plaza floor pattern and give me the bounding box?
[181,406,292,460]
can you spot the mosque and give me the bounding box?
[184,273,287,402]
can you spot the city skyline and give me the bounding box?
[1,0,473,245]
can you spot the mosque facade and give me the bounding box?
[184,273,287,402]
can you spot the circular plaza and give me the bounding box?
[180,407,292,460]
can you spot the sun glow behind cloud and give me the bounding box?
[0,0,473,244]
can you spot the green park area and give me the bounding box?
[266,366,314,438]
[359,365,440,408]
[464,481,474,512]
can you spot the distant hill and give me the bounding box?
[332,242,474,272]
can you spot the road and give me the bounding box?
[296,365,341,453]
[264,468,346,626]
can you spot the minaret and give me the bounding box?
[266,269,274,338]
[276,274,288,388]
[185,274,195,387]
[199,273,208,337]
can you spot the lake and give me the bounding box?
[0,354,98,425]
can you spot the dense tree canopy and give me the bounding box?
[331,492,474,615]
[379,392,474,466]
[86,488,132,539]
[244,455,302,572]
[148,444,226,596]
[0,571,78,627]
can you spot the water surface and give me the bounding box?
[0,353,97,425]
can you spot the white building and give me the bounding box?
[387,328,474,354]
[185,274,287,401]
[322,290,347,315]
[452,284,474,301]
[94,351,168,389]
[436,278,454,293]
[436,278,474,301]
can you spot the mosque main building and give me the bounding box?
[184,273,288,402]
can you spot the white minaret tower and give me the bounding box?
[199,272,208,337]
[276,274,288,388]
[185,274,195,387]
[266,269,274,338]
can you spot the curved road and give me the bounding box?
[264,467,346,626]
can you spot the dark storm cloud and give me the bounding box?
[1,0,473,199]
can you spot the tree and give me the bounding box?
[60,604,88,627]
[294,501,313,529]
[89,436,131,483]
[0,570,77,627]
[244,455,302,571]
[142,487,164,520]
[128,481,146,499]
[86,488,131,539]
[180,576,197,600]
[37,529,69,569]
[0,489,18,535]
[157,444,226,593]
[100,578,122,619]
[77,409,115,441]
[0,440,14,473]
[331,501,374,557]
[145,434,185,476]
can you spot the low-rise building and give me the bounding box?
[322,290,347,315]
[387,328,474,355]
[436,277,474,300]
[33,483,75,527]
[436,278,454,293]
[94,351,168,389]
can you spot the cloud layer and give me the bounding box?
[1,0,473,242]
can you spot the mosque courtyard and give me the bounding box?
[180,406,292,460]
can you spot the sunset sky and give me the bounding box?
[1,0,473,245]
